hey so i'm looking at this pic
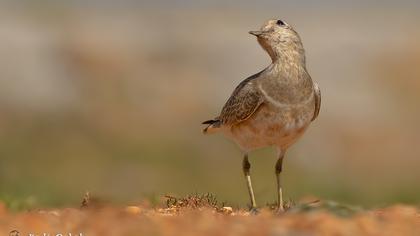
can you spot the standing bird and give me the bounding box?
[202,19,321,211]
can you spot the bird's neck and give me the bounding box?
[273,46,305,66]
[269,47,306,77]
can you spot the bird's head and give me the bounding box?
[249,19,305,64]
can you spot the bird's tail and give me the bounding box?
[202,119,221,134]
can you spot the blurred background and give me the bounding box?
[0,0,419,209]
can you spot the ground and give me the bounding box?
[0,194,419,236]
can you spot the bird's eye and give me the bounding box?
[276,20,285,26]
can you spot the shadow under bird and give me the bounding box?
[202,19,321,212]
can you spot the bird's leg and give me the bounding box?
[242,153,257,210]
[275,150,285,211]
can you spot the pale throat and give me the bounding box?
[259,39,306,68]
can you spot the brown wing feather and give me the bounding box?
[311,82,321,121]
[219,79,264,126]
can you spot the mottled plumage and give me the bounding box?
[202,19,321,212]
[220,74,264,125]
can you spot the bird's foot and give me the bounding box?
[249,207,259,215]
[273,204,285,215]
[274,209,285,215]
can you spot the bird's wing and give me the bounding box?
[311,82,321,121]
[219,78,264,126]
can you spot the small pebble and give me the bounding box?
[222,207,233,214]
[125,206,141,214]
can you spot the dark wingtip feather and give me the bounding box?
[202,119,216,125]
[201,119,221,134]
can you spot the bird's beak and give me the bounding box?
[249,30,264,37]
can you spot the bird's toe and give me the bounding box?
[249,207,260,215]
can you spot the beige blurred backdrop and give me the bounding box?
[0,1,419,208]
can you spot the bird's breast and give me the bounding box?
[224,101,314,151]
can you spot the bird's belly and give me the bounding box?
[224,103,313,151]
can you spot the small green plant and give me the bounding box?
[289,200,363,217]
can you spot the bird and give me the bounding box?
[202,19,321,212]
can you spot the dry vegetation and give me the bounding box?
[0,194,419,236]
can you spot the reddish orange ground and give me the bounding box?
[0,197,419,236]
